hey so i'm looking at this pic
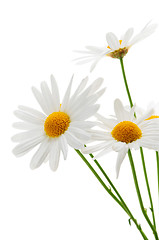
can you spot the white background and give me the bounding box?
[0,0,159,239]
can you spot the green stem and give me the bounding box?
[156,151,159,197]
[88,153,148,240]
[120,57,158,239]
[119,57,133,108]
[140,147,157,230]
[128,150,158,240]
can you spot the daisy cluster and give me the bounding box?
[12,21,159,240]
[12,22,159,179]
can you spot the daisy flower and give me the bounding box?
[74,22,157,72]
[12,75,105,171]
[82,99,159,178]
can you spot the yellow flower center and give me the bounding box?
[111,121,142,144]
[146,115,159,120]
[107,40,128,59]
[44,112,70,137]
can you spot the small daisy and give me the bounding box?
[12,75,105,171]
[82,99,159,178]
[74,22,157,72]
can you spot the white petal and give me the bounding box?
[94,143,113,158]
[140,138,159,151]
[32,87,49,115]
[71,104,100,121]
[12,122,38,130]
[58,135,68,160]
[40,81,55,114]
[106,32,120,50]
[12,128,44,142]
[88,130,112,141]
[82,142,111,154]
[121,28,134,47]
[129,22,157,46]
[65,131,83,149]
[18,105,47,120]
[60,76,73,112]
[136,108,154,125]
[12,135,45,157]
[86,88,106,105]
[95,113,117,129]
[50,75,60,112]
[68,126,90,141]
[14,110,44,125]
[70,77,88,103]
[49,139,60,171]
[30,138,50,169]
[112,141,126,152]
[88,78,104,95]
[69,121,96,129]
[90,57,103,72]
[114,99,127,122]
[116,148,127,178]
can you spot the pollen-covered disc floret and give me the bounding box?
[107,47,128,59]
[111,121,142,143]
[44,112,70,137]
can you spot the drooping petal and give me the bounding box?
[58,134,68,160]
[116,148,128,178]
[49,139,60,171]
[65,131,83,149]
[30,138,50,169]
[12,135,45,157]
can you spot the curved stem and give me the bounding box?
[76,149,148,240]
[140,148,157,230]
[119,57,158,239]
[128,150,158,240]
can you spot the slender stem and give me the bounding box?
[119,57,133,108]
[140,147,157,230]
[76,149,148,240]
[128,150,158,240]
[119,57,158,239]
[156,151,159,197]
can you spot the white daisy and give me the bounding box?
[12,75,106,171]
[74,22,157,72]
[82,99,159,178]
